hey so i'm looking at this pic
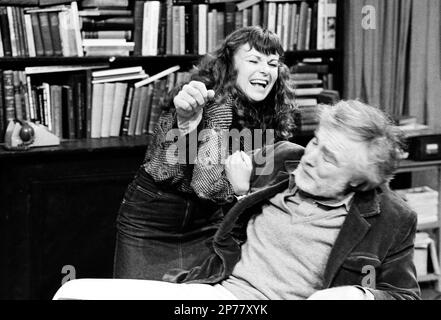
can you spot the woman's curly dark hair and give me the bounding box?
[166,26,299,140]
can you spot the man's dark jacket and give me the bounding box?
[164,141,421,300]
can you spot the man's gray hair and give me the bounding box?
[318,100,404,190]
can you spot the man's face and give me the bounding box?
[233,43,279,102]
[293,126,368,200]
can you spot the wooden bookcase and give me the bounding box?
[0,0,345,299]
[395,160,441,291]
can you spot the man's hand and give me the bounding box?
[307,286,373,300]
[173,80,215,120]
[225,151,253,196]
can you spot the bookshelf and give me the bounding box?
[395,159,441,291]
[0,0,344,299]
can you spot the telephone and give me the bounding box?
[3,119,60,150]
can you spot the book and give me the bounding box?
[85,69,92,138]
[13,70,23,120]
[48,11,62,55]
[0,7,12,56]
[236,0,261,11]
[82,30,132,39]
[23,12,36,57]
[295,87,324,96]
[25,63,108,74]
[92,66,144,78]
[197,4,208,54]
[91,72,147,84]
[0,72,3,141]
[38,11,54,56]
[141,1,160,56]
[0,0,38,4]
[135,65,180,88]
[50,84,63,137]
[109,82,127,137]
[30,12,45,56]
[69,1,84,57]
[120,84,134,136]
[134,85,150,136]
[6,6,18,56]
[100,82,115,138]
[79,9,132,17]
[148,80,166,134]
[39,0,72,5]
[3,70,15,121]
[80,16,134,30]
[90,82,104,138]
[57,8,71,56]
[81,0,129,7]
[127,86,142,136]
[165,0,173,54]
[16,7,27,57]
[157,1,167,55]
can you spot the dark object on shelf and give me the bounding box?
[407,134,441,161]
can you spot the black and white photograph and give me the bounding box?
[0,0,440,307]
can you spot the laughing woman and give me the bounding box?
[113,26,299,280]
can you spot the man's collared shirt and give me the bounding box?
[222,174,355,300]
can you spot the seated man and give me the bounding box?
[54,100,420,300]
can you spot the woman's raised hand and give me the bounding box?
[173,81,215,120]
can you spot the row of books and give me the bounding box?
[78,0,134,56]
[0,1,83,57]
[0,0,134,57]
[290,60,337,133]
[139,0,337,56]
[0,64,189,141]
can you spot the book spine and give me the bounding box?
[12,7,24,57]
[16,7,28,57]
[85,69,92,138]
[69,1,83,57]
[0,7,12,56]
[157,0,167,55]
[30,12,44,56]
[165,0,173,55]
[184,4,193,54]
[120,84,134,136]
[48,11,62,56]
[0,71,3,142]
[109,82,127,137]
[197,4,207,55]
[90,82,104,138]
[23,13,36,57]
[224,2,235,38]
[132,0,144,56]
[171,5,180,55]
[191,4,198,55]
[70,75,84,138]
[178,5,185,55]
[64,85,75,139]
[38,12,54,56]
[50,84,62,137]
[13,70,23,119]
[100,82,116,138]
[6,7,17,56]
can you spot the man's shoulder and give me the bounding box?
[378,186,418,226]
[251,141,304,189]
